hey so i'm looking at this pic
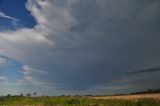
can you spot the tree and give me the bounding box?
[20,93,23,97]
[6,94,11,98]
[33,92,36,97]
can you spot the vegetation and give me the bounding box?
[0,96,159,106]
[0,89,160,106]
[131,88,160,95]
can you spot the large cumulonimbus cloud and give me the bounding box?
[0,0,160,93]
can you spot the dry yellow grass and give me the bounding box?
[93,94,160,100]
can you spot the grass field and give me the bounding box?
[0,94,160,106]
[93,94,160,100]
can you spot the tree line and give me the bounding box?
[130,88,160,95]
[6,92,36,97]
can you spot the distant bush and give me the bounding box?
[26,93,31,97]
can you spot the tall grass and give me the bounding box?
[0,96,159,106]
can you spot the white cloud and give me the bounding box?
[0,56,7,64]
[0,28,53,63]
[0,11,20,22]
[26,0,78,31]
[22,65,47,75]
[17,75,54,90]
[17,65,50,89]
[0,76,7,82]
[0,29,52,44]
[0,56,13,67]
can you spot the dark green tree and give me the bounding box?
[33,92,36,96]
[20,93,23,97]
[6,94,11,98]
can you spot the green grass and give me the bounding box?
[0,96,159,106]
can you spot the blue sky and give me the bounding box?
[0,0,160,96]
[0,0,35,30]
[0,56,23,81]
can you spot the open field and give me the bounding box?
[93,93,160,100]
[0,94,160,106]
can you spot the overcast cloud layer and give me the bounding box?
[0,0,160,95]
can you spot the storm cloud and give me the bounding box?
[0,0,160,94]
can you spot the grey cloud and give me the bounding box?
[125,71,160,91]
[130,67,160,74]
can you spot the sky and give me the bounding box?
[0,0,160,96]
